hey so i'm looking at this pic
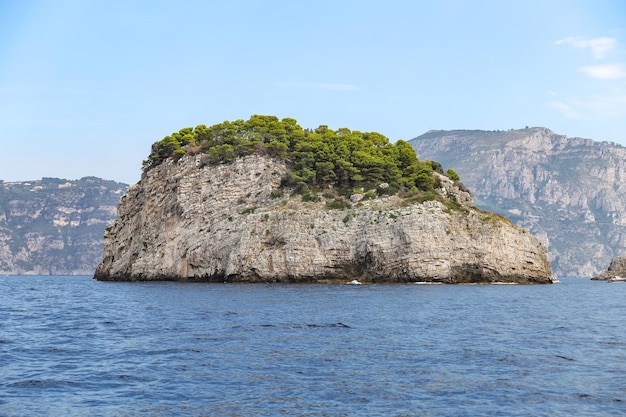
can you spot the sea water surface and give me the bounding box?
[0,276,625,416]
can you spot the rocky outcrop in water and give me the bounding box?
[410,128,626,278]
[591,256,626,281]
[94,154,552,283]
[0,177,128,275]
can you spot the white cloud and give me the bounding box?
[276,82,359,91]
[550,101,588,119]
[315,83,359,91]
[579,64,626,79]
[551,88,626,119]
[555,36,617,59]
[585,93,626,118]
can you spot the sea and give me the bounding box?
[0,276,624,417]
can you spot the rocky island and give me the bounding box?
[94,116,552,283]
[591,256,626,281]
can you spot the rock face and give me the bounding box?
[0,177,128,275]
[410,128,626,278]
[591,257,626,281]
[94,154,552,284]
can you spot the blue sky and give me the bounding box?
[1,0,625,185]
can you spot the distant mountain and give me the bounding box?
[0,177,128,275]
[410,127,626,278]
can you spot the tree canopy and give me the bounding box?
[142,115,461,197]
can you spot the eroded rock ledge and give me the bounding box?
[94,154,552,284]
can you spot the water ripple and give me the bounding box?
[0,277,625,416]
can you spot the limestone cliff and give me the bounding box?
[0,177,127,275]
[410,128,626,278]
[94,154,552,283]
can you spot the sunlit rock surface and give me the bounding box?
[95,154,552,284]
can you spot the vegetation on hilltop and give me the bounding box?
[143,115,462,199]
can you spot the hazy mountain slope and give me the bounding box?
[409,127,626,277]
[0,177,128,275]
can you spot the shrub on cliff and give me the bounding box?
[141,115,461,198]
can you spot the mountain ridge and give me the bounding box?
[0,177,128,275]
[409,127,626,277]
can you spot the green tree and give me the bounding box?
[446,168,460,181]
[142,115,462,202]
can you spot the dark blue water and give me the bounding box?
[1,277,625,416]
